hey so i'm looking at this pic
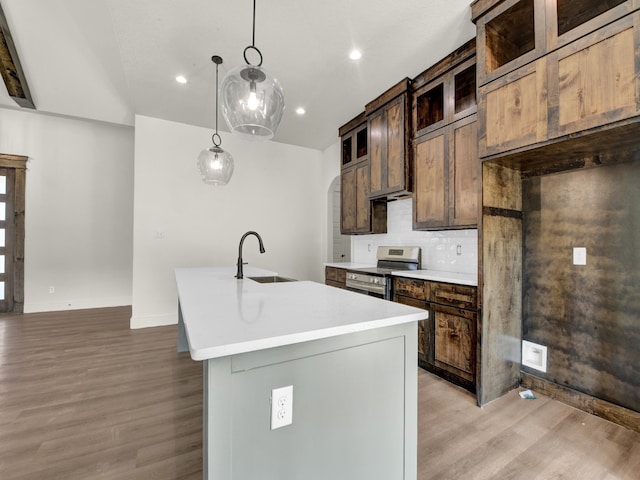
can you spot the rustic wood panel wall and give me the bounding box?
[522,159,640,412]
[480,162,523,406]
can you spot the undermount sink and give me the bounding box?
[248,275,297,284]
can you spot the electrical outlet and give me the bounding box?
[49,286,55,294]
[271,385,293,430]
[573,247,587,265]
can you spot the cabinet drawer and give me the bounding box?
[430,282,477,309]
[325,266,346,283]
[393,277,430,301]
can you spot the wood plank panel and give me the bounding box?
[522,159,640,413]
[481,161,523,406]
[483,161,522,210]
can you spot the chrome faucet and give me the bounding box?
[235,231,266,279]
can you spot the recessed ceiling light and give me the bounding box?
[176,75,187,84]
[349,49,362,60]
[296,107,306,115]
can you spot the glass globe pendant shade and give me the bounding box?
[197,146,234,186]
[220,64,284,141]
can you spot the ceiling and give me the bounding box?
[0,0,476,151]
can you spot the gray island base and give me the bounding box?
[175,267,428,480]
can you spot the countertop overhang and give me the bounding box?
[175,267,428,361]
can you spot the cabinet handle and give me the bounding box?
[434,290,473,303]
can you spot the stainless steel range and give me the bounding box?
[346,246,421,300]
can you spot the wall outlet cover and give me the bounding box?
[271,385,293,430]
[522,340,547,373]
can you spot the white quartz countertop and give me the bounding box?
[175,266,428,361]
[391,270,477,286]
[323,262,375,269]
[323,262,477,286]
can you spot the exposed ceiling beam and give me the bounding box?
[0,3,34,109]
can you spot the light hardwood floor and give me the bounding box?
[1,307,638,479]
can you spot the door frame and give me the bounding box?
[0,154,26,313]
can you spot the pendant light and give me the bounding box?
[197,55,234,186]
[220,0,285,141]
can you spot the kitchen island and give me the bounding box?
[175,266,428,480]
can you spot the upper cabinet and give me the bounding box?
[341,114,369,169]
[366,79,412,199]
[413,40,478,137]
[411,40,480,230]
[339,113,387,235]
[473,0,640,162]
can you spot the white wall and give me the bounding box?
[132,115,332,328]
[322,141,341,262]
[0,107,134,312]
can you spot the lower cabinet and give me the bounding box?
[393,276,477,392]
[325,266,347,289]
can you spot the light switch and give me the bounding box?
[573,247,587,265]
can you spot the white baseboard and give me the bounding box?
[24,296,132,314]
[129,313,177,329]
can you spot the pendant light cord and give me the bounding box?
[243,0,262,66]
[211,55,223,147]
[215,60,219,135]
[251,0,256,47]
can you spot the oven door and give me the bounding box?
[345,273,389,299]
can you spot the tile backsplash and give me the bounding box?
[351,199,478,275]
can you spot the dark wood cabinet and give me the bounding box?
[339,114,387,235]
[473,0,640,162]
[413,114,479,230]
[412,41,477,138]
[413,128,447,228]
[393,276,477,392]
[366,78,412,199]
[433,304,476,384]
[341,114,369,168]
[325,266,347,289]
[411,40,479,231]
